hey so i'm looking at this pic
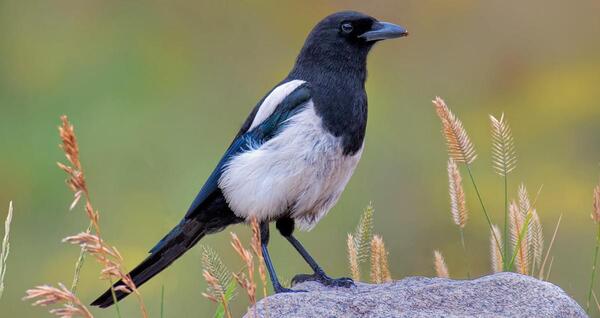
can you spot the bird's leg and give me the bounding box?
[259,221,303,293]
[276,217,354,288]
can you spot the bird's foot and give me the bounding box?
[273,284,307,294]
[291,272,355,288]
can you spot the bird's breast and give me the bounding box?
[218,102,363,230]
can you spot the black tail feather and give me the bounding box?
[91,190,242,308]
[91,221,207,308]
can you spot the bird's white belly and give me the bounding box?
[218,102,363,230]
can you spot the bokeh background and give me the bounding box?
[1,0,600,316]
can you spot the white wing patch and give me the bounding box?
[248,80,306,131]
[219,101,363,230]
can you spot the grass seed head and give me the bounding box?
[23,283,93,318]
[447,159,468,228]
[369,236,383,284]
[347,233,360,281]
[433,250,449,278]
[490,114,517,176]
[433,97,477,165]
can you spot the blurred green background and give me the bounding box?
[1,0,600,316]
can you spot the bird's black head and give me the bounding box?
[290,11,408,80]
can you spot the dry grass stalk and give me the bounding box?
[57,116,98,229]
[249,218,268,300]
[433,97,477,164]
[249,218,269,318]
[0,201,14,299]
[57,116,99,295]
[434,97,504,267]
[490,114,517,176]
[369,236,382,283]
[54,116,147,317]
[490,224,503,273]
[23,283,93,318]
[202,270,233,318]
[62,234,148,317]
[433,250,449,278]
[447,159,468,228]
[230,232,256,305]
[592,185,600,223]
[62,233,139,297]
[201,271,220,303]
[347,233,360,281]
[509,201,528,274]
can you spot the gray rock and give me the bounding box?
[244,272,585,318]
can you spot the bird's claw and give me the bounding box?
[291,273,355,288]
[324,276,355,287]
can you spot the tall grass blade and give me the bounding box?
[490,224,503,273]
[509,201,528,274]
[160,285,165,318]
[70,223,92,294]
[109,279,123,318]
[434,97,503,266]
[490,114,517,274]
[593,290,600,316]
[508,212,532,272]
[544,256,555,281]
[538,214,562,280]
[214,281,237,318]
[587,185,600,314]
[0,201,14,299]
[465,165,503,264]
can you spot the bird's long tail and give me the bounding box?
[91,191,241,308]
[90,220,206,308]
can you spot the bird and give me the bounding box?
[91,10,407,308]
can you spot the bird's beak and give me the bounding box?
[359,21,408,42]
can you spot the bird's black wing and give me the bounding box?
[91,81,311,308]
[151,81,311,252]
[183,81,311,221]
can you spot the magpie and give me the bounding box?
[92,11,407,308]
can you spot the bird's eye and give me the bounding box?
[341,23,354,34]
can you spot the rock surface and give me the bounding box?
[244,272,585,318]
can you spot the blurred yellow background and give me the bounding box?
[1,0,599,316]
